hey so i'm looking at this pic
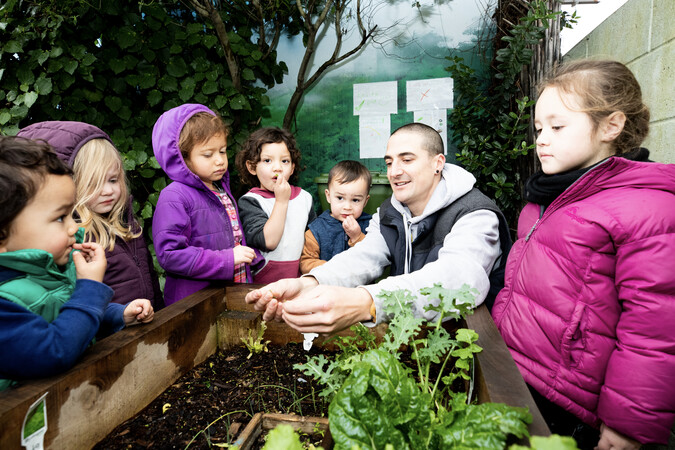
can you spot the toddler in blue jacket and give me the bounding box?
[300,160,372,274]
[0,136,153,391]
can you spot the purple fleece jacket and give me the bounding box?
[152,104,262,305]
[17,121,163,308]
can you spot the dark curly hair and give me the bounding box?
[235,127,301,187]
[0,136,72,241]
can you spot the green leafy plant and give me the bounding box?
[294,284,532,449]
[510,434,579,450]
[241,321,271,359]
[261,424,324,450]
[0,0,288,268]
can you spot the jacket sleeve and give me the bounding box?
[238,195,270,250]
[97,302,126,338]
[153,190,235,281]
[597,231,675,444]
[348,232,366,247]
[300,229,325,274]
[309,209,500,324]
[0,279,113,380]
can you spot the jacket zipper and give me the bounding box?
[497,159,613,322]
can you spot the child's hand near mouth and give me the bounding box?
[342,215,361,242]
[273,173,291,203]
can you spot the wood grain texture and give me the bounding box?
[0,287,228,449]
[466,305,550,436]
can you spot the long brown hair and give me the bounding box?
[539,59,650,155]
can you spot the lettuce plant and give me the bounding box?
[295,284,532,449]
[241,321,271,359]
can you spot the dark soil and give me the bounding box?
[94,343,332,450]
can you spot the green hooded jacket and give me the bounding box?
[0,229,84,322]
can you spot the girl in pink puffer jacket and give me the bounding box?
[492,60,675,449]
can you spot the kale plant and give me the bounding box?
[294,284,532,449]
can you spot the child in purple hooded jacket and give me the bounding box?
[152,104,262,305]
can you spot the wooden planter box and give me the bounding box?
[233,412,331,450]
[0,285,549,449]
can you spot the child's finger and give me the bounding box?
[72,251,85,266]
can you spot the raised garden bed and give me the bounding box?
[0,284,549,449]
[235,412,331,450]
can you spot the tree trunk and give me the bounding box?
[188,0,242,92]
[283,88,305,130]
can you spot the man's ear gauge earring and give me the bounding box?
[435,170,440,174]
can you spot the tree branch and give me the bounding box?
[186,0,242,91]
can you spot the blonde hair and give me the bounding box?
[539,59,650,155]
[72,138,140,251]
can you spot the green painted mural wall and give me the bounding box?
[261,0,496,210]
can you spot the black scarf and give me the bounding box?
[524,148,651,208]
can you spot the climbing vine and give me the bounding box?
[446,0,570,227]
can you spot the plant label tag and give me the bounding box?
[302,332,319,351]
[21,392,48,450]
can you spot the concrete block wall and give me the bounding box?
[564,0,674,163]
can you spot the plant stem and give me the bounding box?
[184,410,249,449]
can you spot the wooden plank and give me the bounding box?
[0,287,228,450]
[262,413,329,434]
[234,412,263,450]
[217,310,262,351]
[465,305,550,436]
[234,412,329,449]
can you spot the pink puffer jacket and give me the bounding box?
[492,157,675,444]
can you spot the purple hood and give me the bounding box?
[152,103,231,192]
[16,121,163,308]
[17,121,112,167]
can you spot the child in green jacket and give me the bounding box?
[0,136,153,390]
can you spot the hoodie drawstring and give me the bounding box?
[403,218,413,274]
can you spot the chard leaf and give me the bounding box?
[438,402,531,449]
[510,434,579,449]
[262,424,305,450]
[329,349,431,449]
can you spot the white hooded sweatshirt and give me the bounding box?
[308,163,500,324]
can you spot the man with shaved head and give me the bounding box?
[246,123,510,333]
